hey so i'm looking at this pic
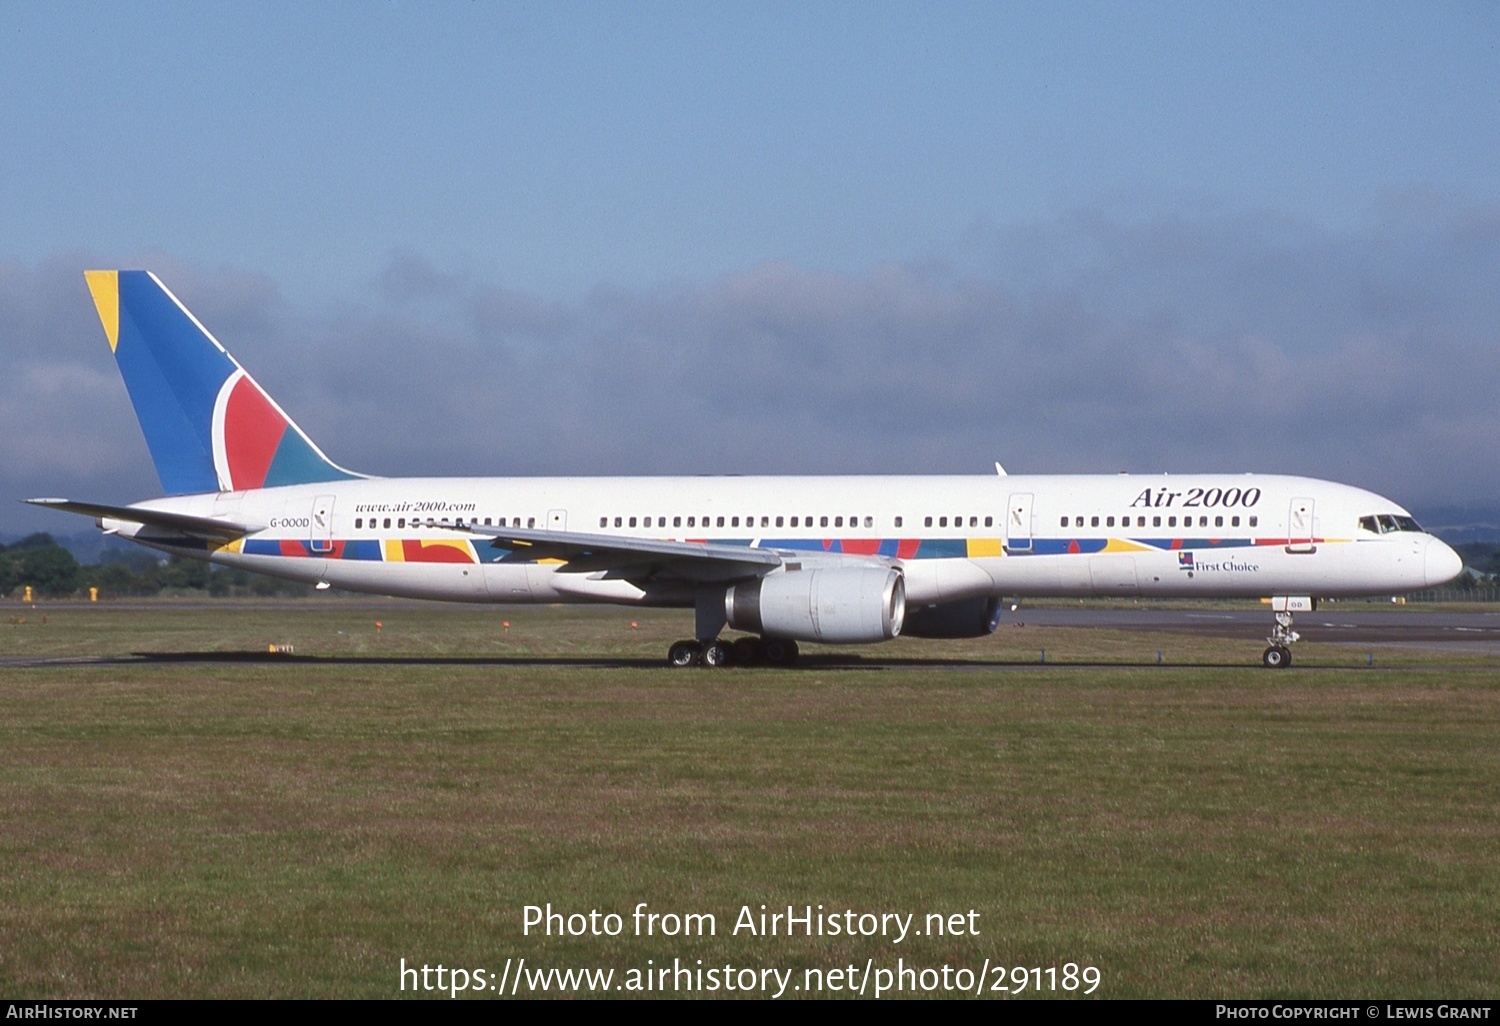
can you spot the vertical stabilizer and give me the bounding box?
[85,270,362,496]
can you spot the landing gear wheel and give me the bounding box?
[1262,645,1292,669]
[667,640,702,668]
[761,638,799,666]
[730,637,762,666]
[701,641,730,668]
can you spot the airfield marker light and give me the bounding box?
[375,620,383,634]
[1040,649,1046,664]
[1156,650,1162,664]
[631,620,638,629]
[90,587,99,603]
[503,621,510,630]
[24,585,32,603]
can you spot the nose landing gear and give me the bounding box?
[1262,597,1313,669]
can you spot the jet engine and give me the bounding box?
[900,596,1005,638]
[725,567,905,644]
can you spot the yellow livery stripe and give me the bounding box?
[84,270,120,351]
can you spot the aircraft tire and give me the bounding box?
[1262,645,1292,669]
[730,637,762,666]
[668,640,702,668]
[762,638,800,666]
[702,641,730,668]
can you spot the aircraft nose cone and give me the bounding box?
[1425,537,1463,587]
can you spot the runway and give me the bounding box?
[1006,605,1500,651]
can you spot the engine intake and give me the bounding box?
[726,567,905,644]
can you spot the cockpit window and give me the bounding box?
[1362,513,1424,534]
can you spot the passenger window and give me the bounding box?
[836,516,845,528]
[673,516,681,528]
[599,517,607,528]
[355,518,363,529]
[1249,516,1258,528]
[1215,515,1223,528]
[924,516,932,528]
[1152,516,1160,528]
[968,516,976,528]
[527,517,534,528]
[1232,516,1240,528]
[688,516,696,528]
[866,517,874,528]
[985,516,993,527]
[1060,517,1068,528]
[732,516,740,528]
[398,518,406,528]
[1106,516,1115,527]
[1199,516,1208,528]
[629,517,637,528]
[820,516,829,528]
[939,516,948,528]
[776,516,784,528]
[1168,516,1176,528]
[894,516,903,528]
[1091,516,1099,528]
[614,516,622,527]
[385,518,392,529]
[760,516,769,528]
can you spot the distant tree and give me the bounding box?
[11,532,61,551]
[15,544,81,597]
[158,555,210,591]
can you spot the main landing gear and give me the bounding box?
[666,585,801,668]
[666,636,799,668]
[1262,597,1312,669]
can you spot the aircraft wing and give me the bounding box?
[24,498,260,539]
[456,523,785,582]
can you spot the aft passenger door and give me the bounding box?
[1005,493,1034,553]
[1287,497,1315,553]
[311,494,336,553]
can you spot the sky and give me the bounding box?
[2,2,1498,533]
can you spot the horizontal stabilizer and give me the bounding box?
[25,498,260,538]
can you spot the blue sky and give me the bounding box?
[2,2,1498,531]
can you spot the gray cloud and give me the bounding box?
[4,201,1498,533]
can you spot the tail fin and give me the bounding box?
[84,270,362,496]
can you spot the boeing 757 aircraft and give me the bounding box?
[30,271,1463,668]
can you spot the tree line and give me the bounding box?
[1,534,317,599]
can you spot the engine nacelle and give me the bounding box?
[901,596,1005,639]
[726,567,905,644]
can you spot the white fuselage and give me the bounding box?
[109,472,1462,606]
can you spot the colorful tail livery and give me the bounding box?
[84,270,361,496]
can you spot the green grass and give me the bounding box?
[1,603,1497,998]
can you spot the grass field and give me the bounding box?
[2,602,1497,999]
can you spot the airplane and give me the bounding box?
[28,270,1464,669]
